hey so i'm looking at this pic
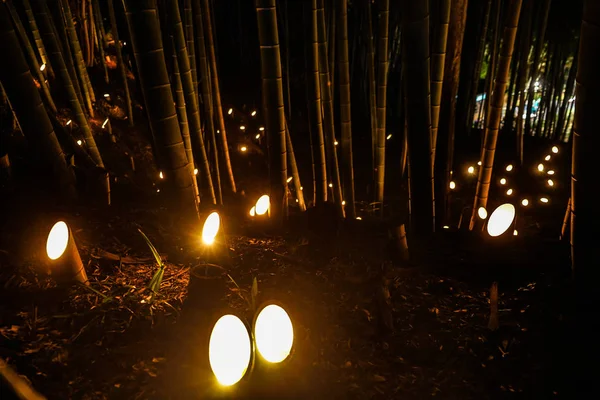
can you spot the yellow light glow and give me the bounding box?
[342,200,346,206]
[386,134,392,140]
[547,170,555,175]
[46,221,69,260]
[228,108,233,115]
[443,225,450,229]
[449,181,456,190]
[552,146,558,154]
[506,164,513,172]
[254,304,294,363]
[300,186,303,190]
[209,315,252,387]
[547,179,554,187]
[506,189,513,195]
[102,118,109,129]
[194,168,198,175]
[255,195,270,216]
[468,166,475,174]
[40,63,46,71]
[540,197,549,203]
[478,207,488,219]
[241,146,247,152]
[537,163,544,172]
[356,217,362,220]
[157,189,160,193]
[486,203,516,237]
[240,125,245,130]
[159,171,164,179]
[255,134,260,139]
[329,183,333,188]
[103,93,110,98]
[521,199,529,206]
[513,230,518,236]
[477,161,482,166]
[77,140,82,146]
[66,119,72,126]
[201,212,220,245]
[249,206,256,217]
[259,126,265,131]
[251,111,257,116]
[500,178,506,185]
[286,176,293,183]
[334,141,339,146]
[544,155,551,161]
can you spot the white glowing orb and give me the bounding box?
[467,166,475,174]
[544,155,551,161]
[103,93,110,98]
[254,304,294,363]
[506,189,513,196]
[478,207,487,220]
[547,170,555,175]
[228,108,233,115]
[77,140,82,146]
[386,134,392,140]
[540,197,549,203]
[241,146,247,152]
[194,168,198,175]
[486,204,516,237]
[552,146,558,154]
[500,178,506,185]
[286,176,293,183]
[547,179,554,187]
[328,183,333,188]
[334,141,339,146]
[102,118,109,129]
[249,206,256,217]
[477,161,482,166]
[521,199,529,207]
[40,63,46,71]
[537,163,544,172]
[202,212,220,245]
[449,181,456,190]
[259,126,265,131]
[356,217,362,220]
[66,120,72,126]
[46,221,69,260]
[443,225,450,229]
[209,315,252,386]
[255,195,270,216]
[255,134,260,139]
[159,171,164,179]
[251,110,257,116]
[240,125,246,130]
[342,200,346,206]
[506,165,513,172]
[513,230,518,236]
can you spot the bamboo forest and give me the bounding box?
[0,0,597,398]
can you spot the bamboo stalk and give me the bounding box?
[374,0,389,215]
[366,0,377,189]
[560,197,571,240]
[170,38,193,167]
[22,0,53,78]
[184,0,197,90]
[92,0,109,83]
[286,123,306,211]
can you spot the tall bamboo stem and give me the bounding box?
[107,0,133,126]
[374,0,389,214]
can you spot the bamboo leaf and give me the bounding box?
[251,276,258,311]
[138,229,164,268]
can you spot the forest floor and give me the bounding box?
[0,189,575,399]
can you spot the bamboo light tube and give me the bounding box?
[46,221,88,285]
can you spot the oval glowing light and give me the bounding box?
[540,197,549,203]
[202,212,220,245]
[209,315,252,386]
[521,199,529,207]
[478,207,488,219]
[449,181,456,190]
[249,206,256,217]
[467,166,475,174]
[506,188,513,195]
[254,304,294,363]
[547,179,554,187]
[544,155,551,161]
[500,178,507,185]
[537,163,544,172]
[255,195,270,216]
[547,170,555,175]
[506,164,513,172]
[486,204,516,237]
[47,221,69,260]
[552,146,558,154]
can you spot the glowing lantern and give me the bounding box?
[40,63,46,71]
[513,230,518,236]
[259,126,265,131]
[255,134,260,139]
[241,146,247,152]
[386,134,392,140]
[537,163,544,172]
[443,225,450,229]
[449,181,456,190]
[521,199,529,207]
[506,165,513,172]
[77,140,82,146]
[66,120,72,126]
[477,161,482,166]
[159,171,164,179]
[342,200,346,206]
[478,207,488,219]
[547,179,554,187]
[254,304,294,364]
[240,125,246,131]
[202,212,221,245]
[194,168,198,175]
[255,195,270,216]
[506,189,513,196]
[486,204,516,237]
[334,141,339,146]
[286,176,293,183]
[552,146,558,154]
[500,178,506,185]
[547,170,555,175]
[103,93,110,98]
[467,166,475,174]
[251,110,257,116]
[328,183,333,188]
[46,221,88,284]
[209,315,252,386]
[102,118,109,129]
[540,197,549,203]
[544,155,551,161]
[228,108,233,115]
[249,206,256,217]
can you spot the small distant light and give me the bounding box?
[296,199,299,203]
[477,161,482,166]
[506,164,513,172]
[547,170,555,175]
[217,130,220,133]
[386,134,392,140]
[547,179,554,187]
[240,125,246,130]
[103,93,110,98]
[551,146,558,154]
[228,108,233,115]
[506,188,513,195]
[443,225,449,229]
[40,63,46,71]
[467,166,475,174]
[123,41,126,46]
[300,186,303,190]
[540,197,549,203]
[521,199,529,206]
[76,140,82,146]
[449,181,456,190]
[334,141,338,146]
[102,118,109,129]
[66,119,72,126]
[478,207,487,219]
[356,217,362,220]
[194,168,198,175]
[255,134,260,139]
[544,155,551,161]
[286,176,293,183]
[251,111,257,116]
[328,183,333,188]
[513,230,518,236]
[259,127,265,131]
[342,200,346,206]
[250,206,256,217]
[159,171,164,179]
[157,189,160,193]
[537,163,544,172]
[241,146,247,152]
[450,170,453,175]
[500,178,506,185]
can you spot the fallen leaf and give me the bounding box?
[372,374,386,382]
